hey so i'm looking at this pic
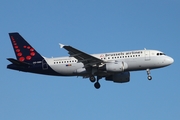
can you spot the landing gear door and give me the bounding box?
[145,50,150,61]
[42,59,48,70]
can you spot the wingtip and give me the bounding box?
[59,43,65,48]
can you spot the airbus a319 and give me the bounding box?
[7,33,174,89]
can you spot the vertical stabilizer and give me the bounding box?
[9,32,43,63]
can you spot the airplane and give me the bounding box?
[7,32,174,89]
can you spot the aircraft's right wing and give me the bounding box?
[59,44,104,67]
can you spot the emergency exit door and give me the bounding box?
[145,50,150,61]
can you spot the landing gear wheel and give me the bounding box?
[94,82,100,89]
[146,69,152,80]
[89,76,96,82]
[148,76,152,80]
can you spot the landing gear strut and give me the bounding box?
[146,69,152,80]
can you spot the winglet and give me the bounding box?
[59,43,65,48]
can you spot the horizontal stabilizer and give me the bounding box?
[7,58,31,67]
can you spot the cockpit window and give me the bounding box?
[157,53,166,56]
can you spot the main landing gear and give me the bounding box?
[89,76,96,82]
[89,76,101,89]
[146,69,152,80]
[94,81,100,89]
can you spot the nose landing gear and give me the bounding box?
[146,69,152,80]
[148,76,152,80]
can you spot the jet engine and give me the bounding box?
[105,72,130,83]
[75,68,86,73]
[105,61,128,72]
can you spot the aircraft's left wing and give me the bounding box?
[59,44,104,67]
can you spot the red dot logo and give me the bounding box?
[30,52,35,56]
[23,46,36,61]
[11,36,36,61]
[26,56,31,60]
[16,49,20,52]
[19,57,25,62]
[30,48,34,51]
[17,52,22,57]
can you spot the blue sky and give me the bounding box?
[0,0,180,119]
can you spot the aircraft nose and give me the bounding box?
[166,56,174,65]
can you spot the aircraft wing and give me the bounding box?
[59,44,104,67]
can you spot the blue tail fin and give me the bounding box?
[9,32,43,63]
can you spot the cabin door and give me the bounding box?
[145,50,150,61]
[42,59,48,70]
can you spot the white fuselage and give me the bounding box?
[7,32,174,89]
[43,49,174,76]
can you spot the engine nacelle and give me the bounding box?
[75,68,86,73]
[105,72,130,83]
[106,61,128,72]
